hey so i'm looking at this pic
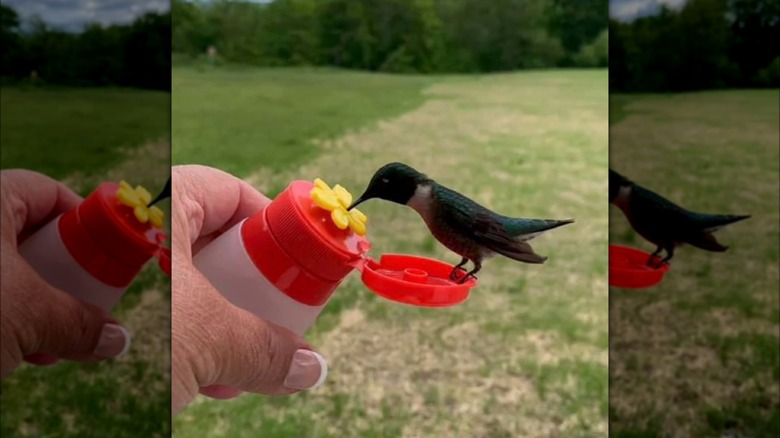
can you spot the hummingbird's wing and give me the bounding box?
[470,213,548,263]
[685,231,729,252]
[629,185,702,238]
[631,185,749,240]
[436,193,548,264]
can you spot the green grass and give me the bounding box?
[172,67,433,174]
[0,87,169,183]
[0,87,171,437]
[173,67,609,436]
[609,90,780,437]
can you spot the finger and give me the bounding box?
[171,165,270,254]
[0,170,82,243]
[173,265,327,397]
[208,306,327,394]
[6,255,131,363]
[209,307,327,394]
[23,353,60,366]
[199,384,243,400]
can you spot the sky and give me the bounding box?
[3,0,170,31]
[3,0,687,30]
[610,0,687,21]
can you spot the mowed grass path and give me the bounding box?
[609,91,780,437]
[0,88,171,437]
[173,68,608,436]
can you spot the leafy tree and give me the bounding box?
[548,0,608,63]
[0,5,170,90]
[728,0,780,85]
[172,0,600,72]
[1,4,22,76]
[609,0,778,91]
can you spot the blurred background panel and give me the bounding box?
[0,1,172,437]
[172,0,609,436]
[609,0,779,436]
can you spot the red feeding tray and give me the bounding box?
[360,254,474,307]
[609,244,670,289]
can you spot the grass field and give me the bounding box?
[0,87,170,183]
[609,91,780,437]
[173,67,609,436]
[0,87,172,437]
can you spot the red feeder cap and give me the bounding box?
[59,182,169,287]
[241,180,476,308]
[242,180,370,306]
[609,244,670,289]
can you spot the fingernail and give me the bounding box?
[284,349,328,390]
[93,324,131,358]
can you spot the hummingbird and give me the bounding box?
[347,162,574,283]
[609,168,750,267]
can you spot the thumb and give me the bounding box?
[215,308,328,394]
[174,268,327,398]
[196,298,327,395]
[11,261,131,362]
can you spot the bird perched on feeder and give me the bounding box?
[347,162,574,283]
[609,168,750,267]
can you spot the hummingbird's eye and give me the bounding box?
[381,178,389,184]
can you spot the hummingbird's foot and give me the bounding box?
[456,274,477,284]
[450,270,469,282]
[450,258,469,281]
[647,256,667,269]
[647,247,664,268]
[458,263,481,284]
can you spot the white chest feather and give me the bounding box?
[407,184,434,222]
[613,185,632,213]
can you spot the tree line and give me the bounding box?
[0,5,170,90]
[173,0,608,72]
[610,0,779,92]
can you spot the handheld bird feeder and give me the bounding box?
[267,178,477,308]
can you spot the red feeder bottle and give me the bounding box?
[193,180,477,337]
[18,182,171,312]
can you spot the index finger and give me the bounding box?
[0,170,82,244]
[171,165,271,256]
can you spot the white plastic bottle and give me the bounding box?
[18,181,170,312]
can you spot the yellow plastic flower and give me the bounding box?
[116,180,165,229]
[310,178,367,236]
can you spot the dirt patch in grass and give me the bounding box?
[61,138,171,198]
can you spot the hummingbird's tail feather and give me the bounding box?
[695,213,751,233]
[685,232,729,252]
[473,213,554,264]
[506,218,575,240]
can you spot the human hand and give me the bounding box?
[171,165,327,415]
[0,170,131,380]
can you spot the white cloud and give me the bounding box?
[610,0,688,21]
[3,0,169,31]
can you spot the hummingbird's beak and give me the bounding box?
[347,195,367,211]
